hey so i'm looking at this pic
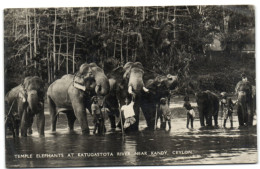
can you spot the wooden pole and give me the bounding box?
[118,101,124,135]
[154,104,158,130]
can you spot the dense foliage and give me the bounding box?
[4,6,255,93]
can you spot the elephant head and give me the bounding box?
[154,74,178,90]
[23,77,43,109]
[77,63,110,96]
[123,62,148,95]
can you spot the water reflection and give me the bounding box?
[5,114,257,167]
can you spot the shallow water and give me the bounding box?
[5,113,257,167]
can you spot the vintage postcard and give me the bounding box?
[3,5,257,168]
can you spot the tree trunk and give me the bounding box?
[73,34,77,73]
[29,15,32,61]
[34,8,37,68]
[142,7,145,21]
[53,8,57,80]
[25,52,28,66]
[66,21,69,74]
[58,31,61,71]
[47,38,50,83]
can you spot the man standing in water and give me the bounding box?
[183,96,194,129]
[158,98,172,130]
[121,97,136,130]
[91,96,106,134]
[220,92,235,128]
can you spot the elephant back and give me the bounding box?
[5,85,23,105]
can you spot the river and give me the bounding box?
[5,111,257,167]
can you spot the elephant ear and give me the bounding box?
[154,75,165,86]
[123,62,134,80]
[132,62,144,70]
[89,62,104,74]
[89,62,98,67]
[123,62,134,71]
[78,63,91,77]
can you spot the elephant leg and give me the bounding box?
[132,110,140,131]
[72,102,90,135]
[243,106,248,126]
[108,115,116,129]
[66,112,76,131]
[36,110,45,136]
[140,103,155,129]
[206,113,212,126]
[13,114,20,137]
[48,96,57,132]
[98,119,105,134]
[199,110,205,127]
[27,114,34,135]
[8,115,15,137]
[237,104,244,126]
[246,102,253,126]
[203,113,208,126]
[214,114,218,127]
[248,104,254,126]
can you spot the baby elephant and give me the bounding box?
[196,90,219,128]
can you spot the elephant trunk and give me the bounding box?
[94,73,110,96]
[128,70,144,94]
[27,90,39,113]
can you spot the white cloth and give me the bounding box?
[121,102,135,118]
[189,109,196,118]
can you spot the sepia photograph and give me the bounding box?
[2,1,257,168]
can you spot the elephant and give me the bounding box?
[47,63,110,135]
[103,62,148,132]
[235,80,254,127]
[5,76,45,137]
[140,73,178,130]
[195,90,219,127]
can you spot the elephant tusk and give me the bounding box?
[128,85,133,94]
[95,85,101,94]
[143,86,149,93]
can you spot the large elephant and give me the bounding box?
[140,74,178,129]
[5,76,45,137]
[235,81,254,127]
[104,62,148,131]
[195,90,219,127]
[47,63,110,135]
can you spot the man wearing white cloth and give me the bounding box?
[121,97,136,129]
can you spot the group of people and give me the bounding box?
[90,95,137,134]
[91,73,252,133]
[183,73,250,129]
